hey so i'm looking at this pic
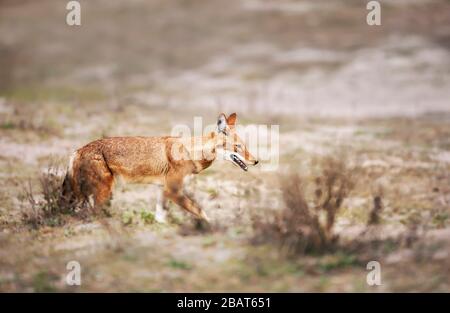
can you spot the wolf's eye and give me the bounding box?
[235,144,242,151]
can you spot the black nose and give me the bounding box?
[254,160,259,165]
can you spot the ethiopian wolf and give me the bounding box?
[62,113,258,222]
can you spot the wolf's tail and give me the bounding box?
[60,152,78,207]
[61,172,72,199]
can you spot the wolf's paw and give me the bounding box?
[194,218,212,232]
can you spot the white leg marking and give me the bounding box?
[200,210,210,222]
[88,195,95,208]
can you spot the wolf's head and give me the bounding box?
[217,113,258,171]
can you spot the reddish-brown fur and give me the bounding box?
[62,113,257,221]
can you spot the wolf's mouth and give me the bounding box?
[231,153,248,171]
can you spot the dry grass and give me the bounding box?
[251,156,354,255]
[0,0,449,292]
[21,162,76,228]
[368,191,384,226]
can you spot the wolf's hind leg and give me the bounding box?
[94,175,114,209]
[81,155,114,213]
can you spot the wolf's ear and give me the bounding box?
[217,113,227,134]
[227,113,237,127]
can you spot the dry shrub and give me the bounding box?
[364,181,385,226]
[368,191,384,226]
[251,156,354,255]
[21,162,77,228]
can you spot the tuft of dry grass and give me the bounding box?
[368,191,384,226]
[21,162,76,228]
[251,156,354,255]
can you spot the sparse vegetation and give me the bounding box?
[140,210,155,225]
[167,258,193,271]
[1,0,449,292]
[121,211,134,226]
[251,156,354,255]
[368,192,384,226]
[21,162,75,228]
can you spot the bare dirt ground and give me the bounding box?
[0,0,449,292]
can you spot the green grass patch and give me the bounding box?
[167,258,192,270]
[32,271,58,292]
[0,121,15,130]
[140,210,155,224]
[317,252,359,273]
[121,211,134,226]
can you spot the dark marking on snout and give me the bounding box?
[231,154,248,171]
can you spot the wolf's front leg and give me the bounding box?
[164,173,210,222]
[155,187,169,223]
[164,188,210,222]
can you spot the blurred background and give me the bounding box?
[1,0,449,117]
[0,0,449,292]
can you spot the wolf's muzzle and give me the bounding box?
[230,153,248,171]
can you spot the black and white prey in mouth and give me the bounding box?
[230,153,248,171]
